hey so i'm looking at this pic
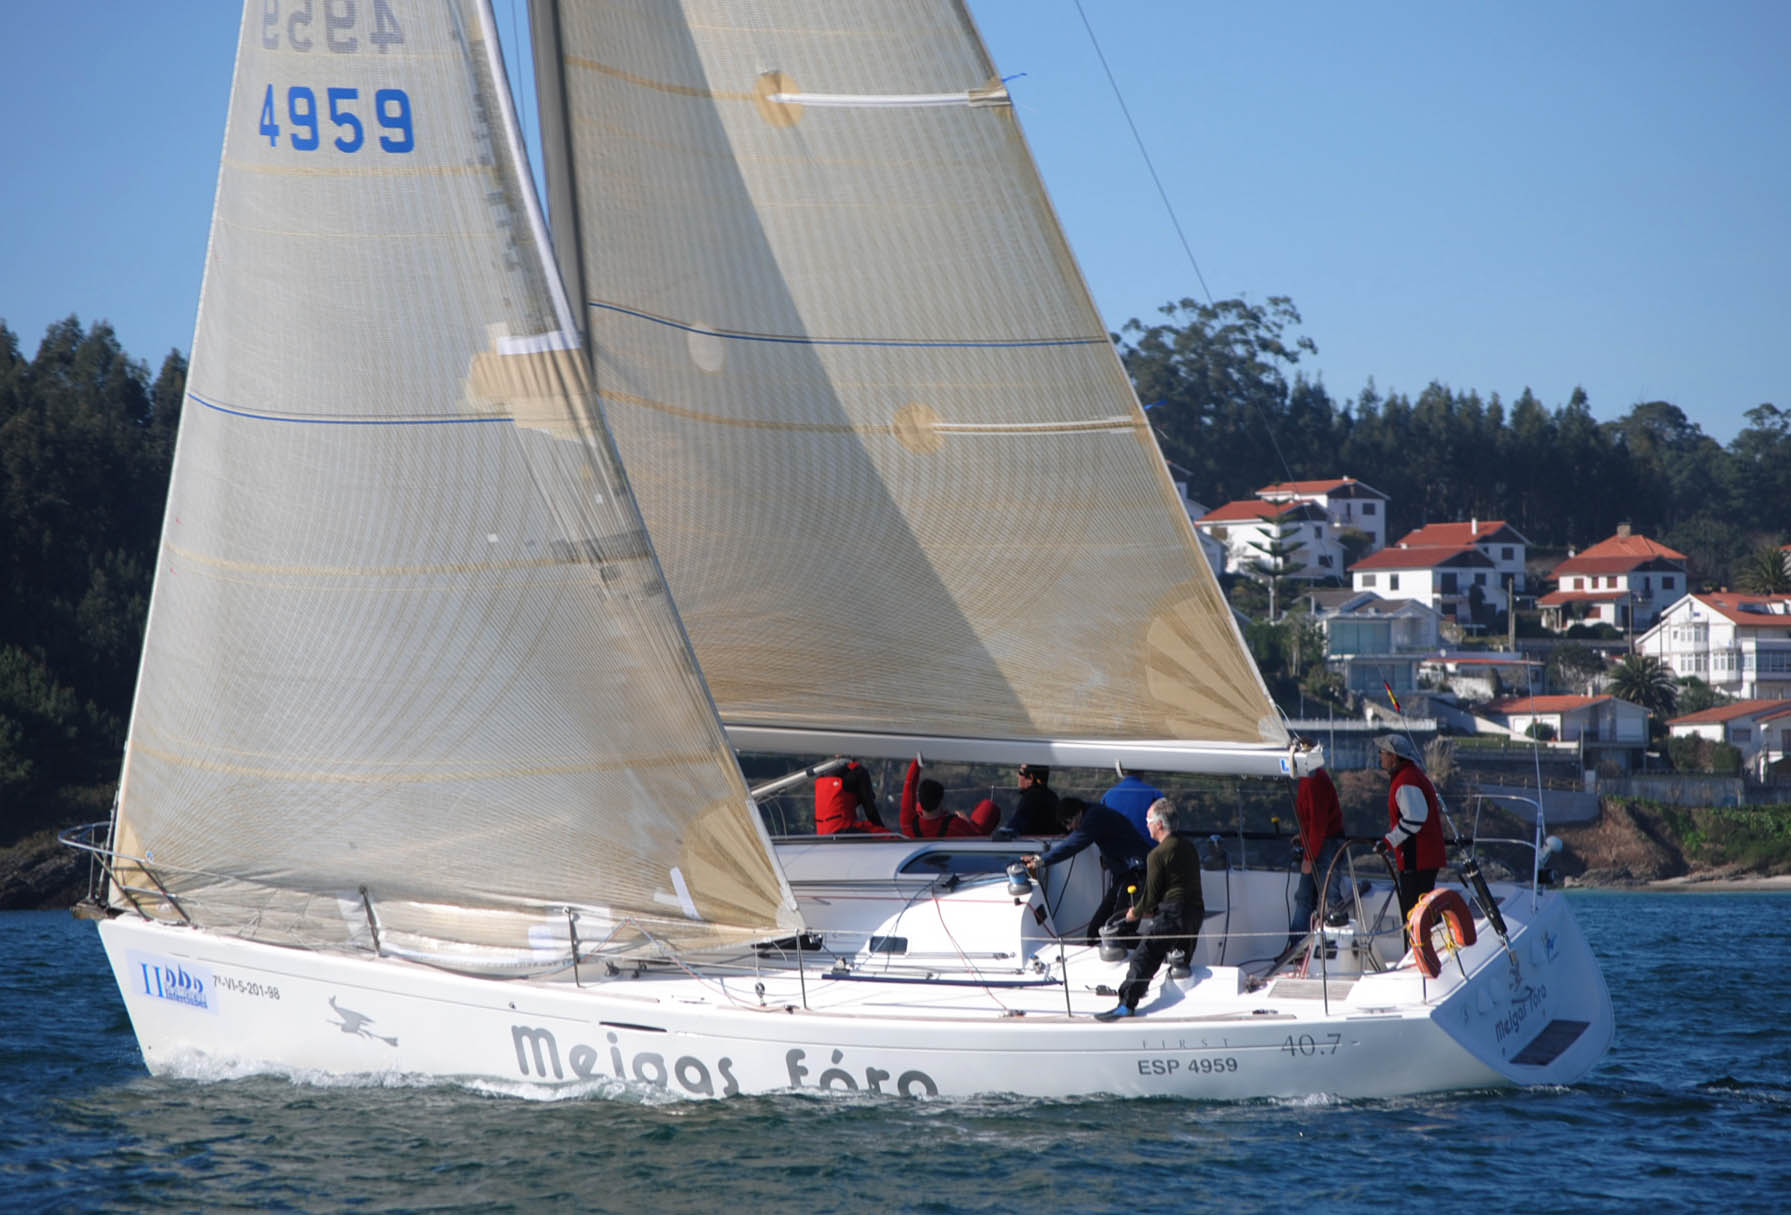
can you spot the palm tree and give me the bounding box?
[1607,654,1678,720]
[1734,542,1791,594]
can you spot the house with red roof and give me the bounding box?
[1667,699,1791,780]
[1254,476,1389,553]
[1477,693,1651,768]
[1192,498,1345,583]
[1537,524,1688,634]
[1635,591,1791,700]
[1166,463,1227,576]
[1348,542,1508,624]
[1395,519,1532,593]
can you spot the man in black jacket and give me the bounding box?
[1096,798,1204,1020]
[1010,763,1060,835]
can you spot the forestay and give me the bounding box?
[109,0,798,957]
[534,0,1289,771]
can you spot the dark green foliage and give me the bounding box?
[1675,677,1731,716]
[1119,299,1782,582]
[1608,654,1679,720]
[1654,801,1791,872]
[0,318,178,844]
[1545,642,1604,694]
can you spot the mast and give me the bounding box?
[527,0,585,339]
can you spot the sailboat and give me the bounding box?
[69,0,1611,1100]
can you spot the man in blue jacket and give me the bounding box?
[1023,798,1151,944]
[1101,770,1164,838]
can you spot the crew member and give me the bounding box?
[1011,763,1060,835]
[900,757,993,838]
[1096,798,1205,1020]
[1373,734,1446,920]
[1287,755,1348,952]
[814,760,888,835]
[1022,798,1150,942]
[1101,770,1164,839]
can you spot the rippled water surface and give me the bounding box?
[5,893,1788,1213]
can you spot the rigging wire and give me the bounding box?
[1071,0,1212,306]
[1070,1,1297,487]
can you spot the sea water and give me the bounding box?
[3,893,1787,1214]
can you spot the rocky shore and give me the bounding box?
[0,829,93,910]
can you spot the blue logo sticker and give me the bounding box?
[127,950,218,1014]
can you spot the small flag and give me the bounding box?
[1384,680,1401,713]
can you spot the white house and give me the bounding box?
[1395,519,1532,594]
[1305,590,1444,700]
[1166,463,1227,577]
[1666,698,1791,780]
[1192,498,1346,582]
[1634,592,1791,700]
[1538,525,1687,633]
[1348,543,1509,622]
[1254,476,1389,553]
[1478,693,1651,768]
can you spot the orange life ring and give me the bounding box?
[1405,888,1478,978]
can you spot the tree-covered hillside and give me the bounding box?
[1,305,1785,844]
[1121,296,1790,561]
[1,318,182,841]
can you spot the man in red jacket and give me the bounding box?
[814,761,889,834]
[900,757,996,838]
[1287,758,1347,951]
[1373,734,1446,920]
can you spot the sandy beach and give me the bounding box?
[1643,873,1791,892]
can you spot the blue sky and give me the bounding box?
[3,2,1784,445]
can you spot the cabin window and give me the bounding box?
[899,851,1029,877]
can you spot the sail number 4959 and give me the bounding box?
[258,85,413,154]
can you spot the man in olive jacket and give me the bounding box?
[1096,798,1205,1020]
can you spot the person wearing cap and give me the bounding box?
[1373,734,1446,920]
[1011,763,1060,835]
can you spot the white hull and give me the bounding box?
[97,849,1611,1101]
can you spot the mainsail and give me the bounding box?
[109,0,799,956]
[532,1,1291,774]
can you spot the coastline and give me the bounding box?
[1640,873,1791,892]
